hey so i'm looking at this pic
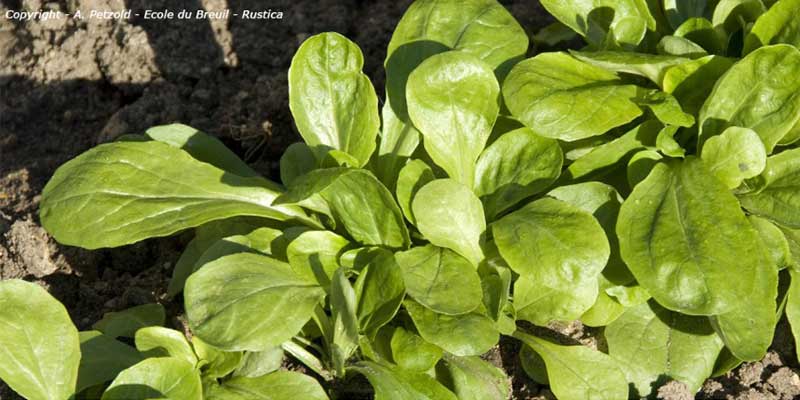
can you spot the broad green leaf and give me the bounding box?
[277,169,410,248]
[373,100,421,191]
[389,326,443,372]
[406,51,500,184]
[712,0,766,33]
[436,354,510,400]
[412,179,486,265]
[698,45,800,152]
[503,52,643,142]
[540,0,655,47]
[744,0,800,54]
[664,0,709,30]
[709,251,778,360]
[77,331,143,393]
[350,361,457,400]
[701,126,766,188]
[662,55,734,115]
[787,270,800,362]
[617,158,768,314]
[208,371,329,400]
[474,128,563,219]
[40,141,316,248]
[570,51,689,84]
[353,249,405,335]
[185,253,325,351]
[405,300,498,356]
[167,219,268,297]
[749,216,793,270]
[135,327,197,365]
[627,149,663,187]
[145,124,257,177]
[739,148,800,228]
[548,181,631,285]
[385,0,528,119]
[288,32,379,166]
[533,21,579,46]
[396,160,435,225]
[395,245,482,315]
[493,197,610,285]
[102,358,202,400]
[192,336,243,379]
[513,331,629,400]
[287,230,350,288]
[579,290,625,327]
[193,227,282,274]
[565,120,661,180]
[330,268,359,375]
[779,225,800,269]
[606,301,723,396]
[0,280,80,400]
[233,347,284,378]
[93,303,165,339]
[280,142,318,187]
[514,273,598,325]
[636,91,695,128]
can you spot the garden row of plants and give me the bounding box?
[2,0,800,398]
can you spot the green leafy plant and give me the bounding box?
[3,0,800,399]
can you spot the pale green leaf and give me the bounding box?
[405,300,498,356]
[350,361,457,400]
[77,331,143,394]
[135,327,197,365]
[701,126,766,188]
[436,354,510,400]
[396,160,435,225]
[739,148,800,228]
[102,358,202,400]
[92,303,165,339]
[744,0,800,54]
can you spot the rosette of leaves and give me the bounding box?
[3,0,800,399]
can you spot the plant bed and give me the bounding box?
[3,0,800,399]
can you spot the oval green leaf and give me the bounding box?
[405,300,498,356]
[701,126,766,188]
[102,358,202,400]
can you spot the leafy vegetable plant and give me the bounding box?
[3,0,800,399]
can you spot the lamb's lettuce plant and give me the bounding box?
[3,0,800,399]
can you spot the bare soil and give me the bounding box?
[1,1,799,399]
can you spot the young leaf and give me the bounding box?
[192,336,243,379]
[396,159,435,225]
[193,227,282,274]
[395,245,483,315]
[208,371,329,400]
[288,32,379,167]
[406,51,500,184]
[145,123,258,177]
[657,35,709,57]
[280,142,319,187]
[373,100,421,191]
[102,358,202,400]
[287,230,351,288]
[77,331,143,394]
[540,0,655,47]
[739,148,800,228]
[636,91,695,128]
[513,331,629,400]
[627,149,664,187]
[749,216,793,270]
[353,249,406,335]
[405,300,498,356]
[565,120,661,180]
[700,126,766,188]
[711,0,765,35]
[617,158,768,315]
[277,169,410,248]
[233,347,284,378]
[92,303,165,339]
[474,128,563,220]
[605,301,723,396]
[493,197,610,285]
[40,141,316,249]
[350,361,457,400]
[385,0,527,121]
[0,280,80,400]
[662,55,734,116]
[664,0,709,30]
[570,51,689,84]
[412,179,486,265]
[698,45,800,153]
[503,52,643,142]
[656,125,686,157]
[185,253,325,351]
[134,327,197,365]
[435,354,510,400]
[743,0,800,54]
